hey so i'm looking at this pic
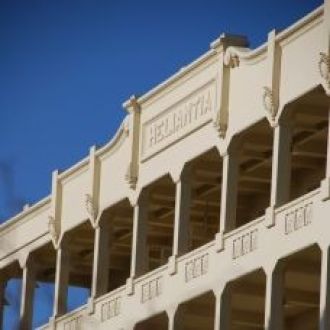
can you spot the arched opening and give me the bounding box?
[143,174,176,273]
[226,269,266,329]
[236,119,273,227]
[177,291,215,330]
[65,220,94,312]
[283,244,321,329]
[31,242,56,329]
[2,261,21,330]
[187,148,222,250]
[134,311,168,330]
[285,87,329,202]
[100,198,133,293]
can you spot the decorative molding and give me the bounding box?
[85,193,98,225]
[285,202,313,235]
[185,254,208,282]
[262,86,278,121]
[48,215,59,247]
[319,52,330,89]
[141,277,162,303]
[125,162,138,190]
[101,296,121,322]
[232,229,258,259]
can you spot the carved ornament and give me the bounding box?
[319,52,330,89]
[262,86,278,121]
[48,215,59,246]
[85,193,98,224]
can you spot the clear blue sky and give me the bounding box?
[0,0,323,328]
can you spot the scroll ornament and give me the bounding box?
[262,87,278,121]
[85,193,98,225]
[319,52,330,90]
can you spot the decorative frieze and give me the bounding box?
[185,254,209,282]
[141,82,215,159]
[101,296,121,322]
[141,277,162,303]
[64,315,83,330]
[232,229,258,259]
[285,203,313,235]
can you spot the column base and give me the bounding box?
[321,177,330,201]
[168,255,177,275]
[215,232,224,252]
[265,206,275,228]
[126,277,134,296]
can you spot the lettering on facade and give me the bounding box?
[185,253,209,282]
[64,316,83,330]
[285,202,312,235]
[142,82,215,159]
[101,296,121,322]
[141,277,162,303]
[232,229,258,259]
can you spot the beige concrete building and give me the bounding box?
[1,1,330,329]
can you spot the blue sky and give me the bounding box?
[0,0,323,328]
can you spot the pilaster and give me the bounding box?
[53,239,70,318]
[167,306,183,330]
[264,262,285,330]
[129,190,149,283]
[266,121,292,227]
[321,107,330,200]
[169,166,191,275]
[91,219,110,300]
[216,144,239,251]
[214,286,231,330]
[320,246,330,330]
[20,255,37,330]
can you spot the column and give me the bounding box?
[264,262,285,330]
[214,286,231,330]
[172,166,191,257]
[219,146,239,234]
[270,122,292,207]
[130,190,149,278]
[0,276,7,330]
[320,246,330,330]
[20,256,36,330]
[53,241,70,317]
[91,219,110,299]
[168,306,183,330]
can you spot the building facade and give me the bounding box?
[1,1,330,329]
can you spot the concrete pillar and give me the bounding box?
[172,166,191,257]
[270,122,292,207]
[264,262,285,330]
[91,219,110,299]
[0,277,7,330]
[214,287,231,330]
[130,190,149,278]
[20,256,36,330]
[320,246,330,330]
[219,146,239,234]
[53,241,70,317]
